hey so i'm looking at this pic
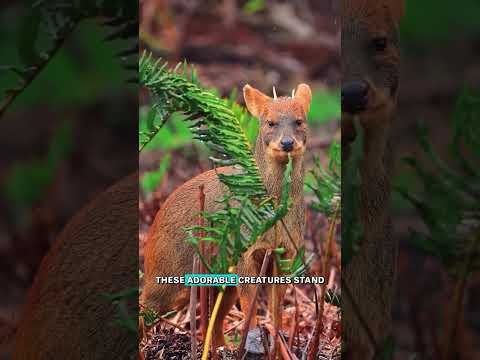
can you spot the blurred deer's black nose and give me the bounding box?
[281,137,294,152]
[342,80,369,114]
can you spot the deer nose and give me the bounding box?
[341,80,369,114]
[281,137,294,152]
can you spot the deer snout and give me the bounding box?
[280,136,294,152]
[342,80,369,114]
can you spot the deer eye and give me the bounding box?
[267,121,276,128]
[295,119,303,126]
[371,37,387,52]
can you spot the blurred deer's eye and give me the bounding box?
[295,119,303,126]
[268,121,276,128]
[371,37,387,52]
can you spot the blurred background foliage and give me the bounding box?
[391,0,480,358]
[0,5,136,214]
[400,0,480,46]
[0,3,137,346]
[4,119,73,210]
[0,15,131,111]
[392,0,480,211]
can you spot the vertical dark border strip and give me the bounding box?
[0,2,139,359]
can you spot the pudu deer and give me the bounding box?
[142,83,312,348]
[342,0,404,358]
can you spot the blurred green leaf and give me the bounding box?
[141,154,171,195]
[4,160,54,209]
[140,307,159,327]
[307,142,340,216]
[243,0,265,14]
[309,89,340,126]
[4,119,73,209]
[401,0,480,45]
[396,87,480,275]
[48,119,73,166]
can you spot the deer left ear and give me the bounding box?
[243,84,271,118]
[294,84,312,115]
[389,0,405,23]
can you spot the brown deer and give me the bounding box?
[341,0,404,359]
[142,84,312,349]
[14,174,138,360]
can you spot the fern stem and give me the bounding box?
[201,287,225,360]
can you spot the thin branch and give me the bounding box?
[0,24,78,119]
[238,249,273,359]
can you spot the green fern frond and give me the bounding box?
[139,52,265,198]
[397,86,480,275]
[307,141,341,216]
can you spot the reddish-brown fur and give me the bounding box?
[142,84,311,348]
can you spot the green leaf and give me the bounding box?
[307,141,341,216]
[325,289,341,307]
[243,0,265,14]
[3,120,73,209]
[309,89,341,126]
[141,154,171,195]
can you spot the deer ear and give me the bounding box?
[294,84,312,115]
[243,84,271,118]
[389,0,405,23]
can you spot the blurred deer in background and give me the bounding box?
[342,0,404,358]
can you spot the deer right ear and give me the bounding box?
[294,83,312,115]
[243,84,271,118]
